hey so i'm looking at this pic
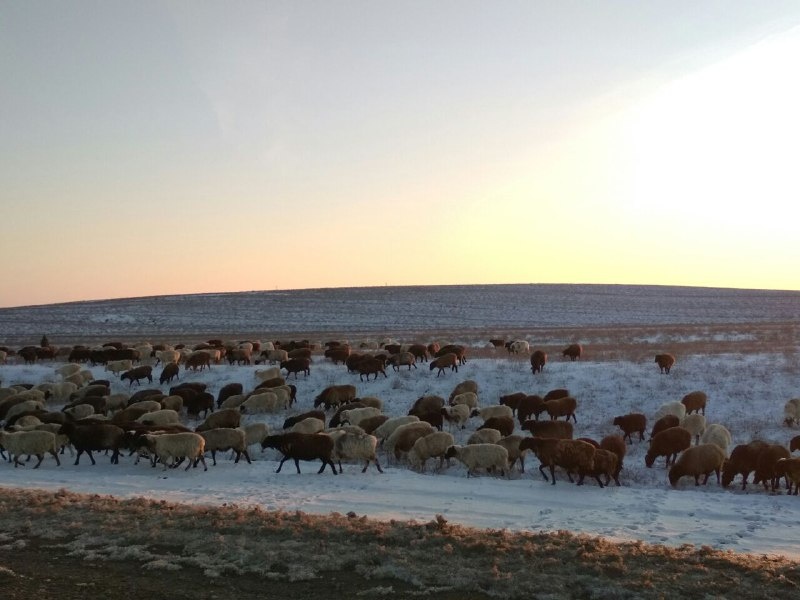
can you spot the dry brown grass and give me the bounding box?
[1,487,799,598]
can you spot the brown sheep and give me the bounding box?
[499,392,526,415]
[280,358,311,379]
[530,350,547,374]
[358,414,389,435]
[449,380,478,402]
[58,422,125,465]
[436,344,467,365]
[645,427,691,467]
[407,344,428,363]
[195,408,240,432]
[613,413,647,444]
[489,338,506,348]
[650,415,680,440]
[184,352,211,372]
[387,352,417,372]
[287,347,312,360]
[669,444,726,487]
[324,345,351,365]
[543,388,569,401]
[356,357,388,381]
[681,391,707,416]
[517,394,546,425]
[261,432,337,475]
[722,440,769,490]
[753,444,791,492]
[390,422,437,461]
[589,449,619,487]
[216,383,243,409]
[600,434,626,485]
[545,396,577,422]
[120,366,153,387]
[158,362,180,385]
[430,353,458,376]
[411,395,445,416]
[314,385,357,410]
[576,437,600,448]
[227,348,252,365]
[655,353,675,374]
[521,419,574,440]
[477,416,514,437]
[775,458,800,495]
[562,344,582,361]
[426,342,440,356]
[521,438,598,486]
[791,435,800,453]
[345,353,367,373]
[283,410,327,430]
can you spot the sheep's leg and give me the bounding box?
[87,450,97,465]
[276,456,288,473]
[539,464,549,482]
[549,464,556,485]
[694,475,701,486]
[295,458,303,474]
[50,450,60,467]
[592,475,604,488]
[566,470,575,484]
[242,449,251,464]
[211,450,217,466]
[326,459,338,475]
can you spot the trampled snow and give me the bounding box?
[2,347,800,558]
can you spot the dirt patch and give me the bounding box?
[1,488,799,599]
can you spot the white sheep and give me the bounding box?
[444,444,509,477]
[784,398,800,426]
[508,340,530,354]
[49,382,79,403]
[240,423,270,449]
[198,428,251,465]
[35,423,72,456]
[7,389,46,403]
[467,429,502,445]
[241,391,285,414]
[442,403,470,430]
[106,359,133,376]
[103,393,129,414]
[470,405,513,422]
[144,432,207,471]
[127,400,162,414]
[700,424,732,454]
[384,421,435,461]
[6,400,45,422]
[159,395,183,413]
[200,348,222,363]
[255,366,281,381]
[64,404,95,421]
[137,409,180,426]
[64,373,85,388]
[357,396,383,411]
[270,386,292,408]
[450,392,478,410]
[11,415,43,431]
[655,401,687,421]
[0,430,61,468]
[260,341,275,352]
[219,393,246,410]
[56,363,83,379]
[680,414,707,445]
[290,417,326,435]
[332,431,383,473]
[373,415,420,443]
[407,431,455,472]
[155,350,180,366]
[79,370,94,384]
[497,435,528,472]
[339,407,382,428]
[266,349,288,364]
[0,388,18,402]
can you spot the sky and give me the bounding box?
[2,2,800,308]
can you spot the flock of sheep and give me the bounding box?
[1,337,800,496]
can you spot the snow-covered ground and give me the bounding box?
[2,346,800,558]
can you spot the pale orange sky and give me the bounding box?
[2,3,800,307]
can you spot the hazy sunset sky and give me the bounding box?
[2,2,800,307]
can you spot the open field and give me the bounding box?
[1,284,800,597]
